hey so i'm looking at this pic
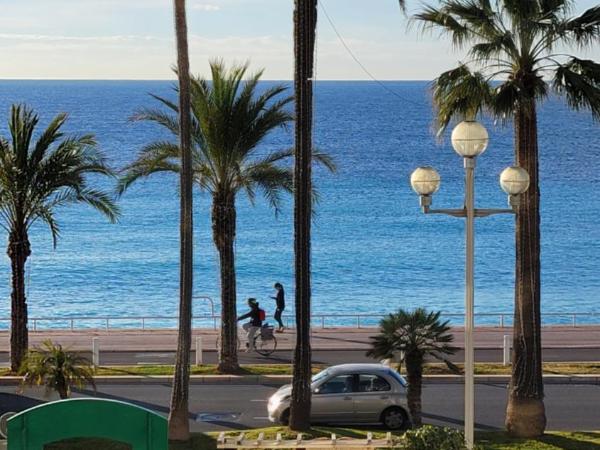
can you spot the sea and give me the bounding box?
[0,80,598,329]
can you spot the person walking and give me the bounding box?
[271,282,285,332]
[237,298,263,352]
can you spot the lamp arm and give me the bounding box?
[422,206,517,218]
[422,206,467,218]
[474,208,516,217]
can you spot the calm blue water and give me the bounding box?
[0,80,598,328]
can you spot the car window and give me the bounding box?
[358,374,391,392]
[317,375,355,394]
[386,368,407,387]
[311,370,329,384]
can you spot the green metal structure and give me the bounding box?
[7,398,167,450]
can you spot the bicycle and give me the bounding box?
[215,324,277,356]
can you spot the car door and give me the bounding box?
[311,374,357,423]
[352,373,393,422]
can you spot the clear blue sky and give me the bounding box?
[1,0,599,80]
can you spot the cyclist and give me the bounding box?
[237,298,263,352]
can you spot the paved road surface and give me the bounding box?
[1,382,598,432]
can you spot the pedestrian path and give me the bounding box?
[0,325,598,352]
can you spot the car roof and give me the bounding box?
[326,364,393,375]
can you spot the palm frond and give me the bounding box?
[130,108,180,136]
[432,65,492,134]
[30,204,60,248]
[72,187,120,223]
[414,4,474,48]
[0,105,118,244]
[243,164,293,216]
[118,159,181,195]
[558,5,600,47]
[30,113,67,168]
[553,57,600,120]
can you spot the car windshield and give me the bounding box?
[311,369,329,384]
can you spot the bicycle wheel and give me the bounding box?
[254,334,277,356]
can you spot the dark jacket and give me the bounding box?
[238,305,262,327]
[272,289,285,310]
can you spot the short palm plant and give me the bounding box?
[367,308,457,427]
[0,105,119,372]
[119,61,335,373]
[415,0,600,437]
[19,340,96,399]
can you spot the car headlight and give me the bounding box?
[269,394,290,409]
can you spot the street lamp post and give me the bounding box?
[410,120,530,450]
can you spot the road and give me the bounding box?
[2,347,597,366]
[1,382,598,432]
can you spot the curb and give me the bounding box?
[0,374,598,386]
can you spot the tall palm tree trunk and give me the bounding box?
[506,99,546,437]
[168,0,194,441]
[8,228,30,372]
[214,195,239,373]
[405,353,423,427]
[290,0,317,432]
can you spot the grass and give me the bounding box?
[476,431,600,449]
[0,365,324,377]
[420,362,600,376]
[2,429,599,449]
[209,428,600,449]
[2,362,599,377]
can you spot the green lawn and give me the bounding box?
[2,430,599,449]
[208,428,600,450]
[2,362,599,377]
[477,431,600,449]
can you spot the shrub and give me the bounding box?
[19,340,96,399]
[399,425,468,450]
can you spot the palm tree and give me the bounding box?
[119,61,335,374]
[168,0,193,441]
[0,105,119,373]
[367,308,457,428]
[19,340,96,399]
[415,0,600,437]
[290,0,318,432]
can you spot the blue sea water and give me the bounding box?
[0,80,598,327]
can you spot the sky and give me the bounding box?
[1,0,599,80]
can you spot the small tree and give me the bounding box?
[0,105,119,372]
[367,308,458,427]
[19,340,96,399]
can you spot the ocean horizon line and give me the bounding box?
[0,78,433,83]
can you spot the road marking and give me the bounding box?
[250,399,267,402]
[253,417,270,420]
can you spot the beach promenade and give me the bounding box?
[0,325,598,365]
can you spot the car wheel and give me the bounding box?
[381,407,408,430]
[279,409,290,426]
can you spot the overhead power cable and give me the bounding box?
[318,0,423,107]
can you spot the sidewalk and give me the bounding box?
[0,325,598,352]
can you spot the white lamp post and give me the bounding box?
[410,120,529,450]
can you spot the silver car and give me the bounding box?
[267,363,409,430]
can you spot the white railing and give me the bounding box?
[217,432,396,449]
[0,311,597,331]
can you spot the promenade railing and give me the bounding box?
[0,311,597,331]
